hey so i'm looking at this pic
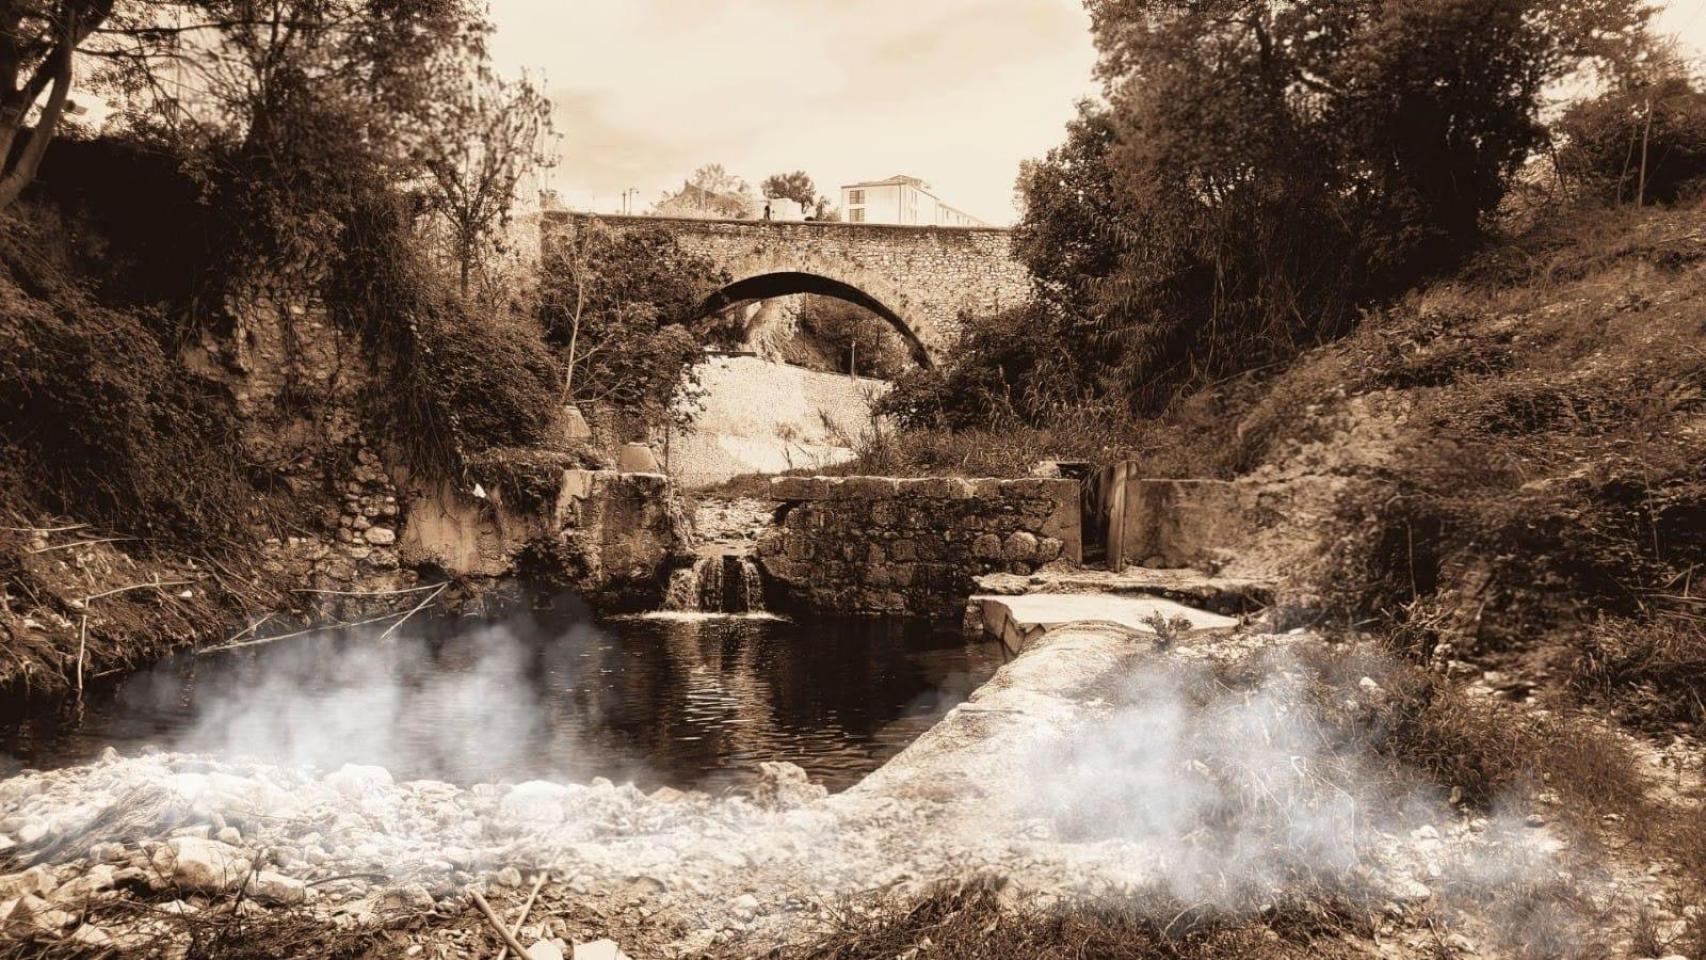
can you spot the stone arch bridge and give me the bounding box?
[541,212,1030,367]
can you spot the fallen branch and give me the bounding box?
[495,873,549,960]
[83,580,194,603]
[74,579,196,696]
[291,583,445,597]
[76,613,87,693]
[29,536,136,554]
[376,583,447,641]
[471,889,533,959]
[197,582,449,655]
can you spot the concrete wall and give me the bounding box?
[400,464,689,606]
[756,476,1082,619]
[542,213,1029,362]
[667,355,888,488]
[1097,466,1344,579]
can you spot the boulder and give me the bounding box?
[572,940,630,960]
[151,838,253,894]
[323,763,394,797]
[499,782,572,823]
[750,762,827,811]
[245,871,307,905]
[615,443,660,473]
[561,404,593,441]
[364,526,397,546]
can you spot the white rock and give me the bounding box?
[216,826,242,846]
[493,867,524,889]
[151,838,253,894]
[527,941,567,960]
[750,762,827,811]
[572,939,630,960]
[245,871,307,905]
[500,782,572,822]
[0,866,57,899]
[70,923,113,946]
[324,763,394,797]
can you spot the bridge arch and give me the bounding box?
[542,213,1030,366]
[699,271,934,369]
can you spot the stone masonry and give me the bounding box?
[541,213,1029,363]
[756,476,1082,619]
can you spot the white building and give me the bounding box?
[839,175,986,227]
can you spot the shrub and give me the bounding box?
[537,222,731,430]
[0,221,262,545]
[1572,617,1706,733]
[1557,74,1706,207]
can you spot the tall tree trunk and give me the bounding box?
[0,8,76,210]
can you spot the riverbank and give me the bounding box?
[4,614,1698,958]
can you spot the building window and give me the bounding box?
[848,189,864,204]
[849,208,865,223]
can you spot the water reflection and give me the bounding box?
[1,598,1002,792]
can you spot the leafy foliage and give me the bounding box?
[793,295,910,380]
[895,0,1654,429]
[1557,72,1706,207]
[415,67,554,295]
[537,221,732,428]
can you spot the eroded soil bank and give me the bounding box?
[4,618,1699,958]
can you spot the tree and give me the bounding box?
[1050,0,1652,411]
[0,1,116,209]
[761,170,815,207]
[537,221,732,427]
[654,162,754,218]
[1556,58,1706,207]
[416,67,553,296]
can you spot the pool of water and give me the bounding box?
[0,596,1003,792]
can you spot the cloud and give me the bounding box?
[489,0,1097,223]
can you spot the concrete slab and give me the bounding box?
[969,593,1239,657]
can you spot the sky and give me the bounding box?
[491,0,1706,226]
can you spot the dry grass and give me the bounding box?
[781,878,1371,960]
[1571,617,1706,734]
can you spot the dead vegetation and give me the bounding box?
[785,877,1371,960]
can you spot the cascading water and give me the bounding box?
[663,555,768,613]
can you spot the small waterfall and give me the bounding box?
[662,555,767,613]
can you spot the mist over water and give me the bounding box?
[0,600,1002,790]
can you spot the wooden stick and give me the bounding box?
[83,580,194,603]
[291,583,445,597]
[471,889,533,959]
[494,873,549,960]
[75,613,87,694]
[376,583,446,641]
[29,537,135,554]
[0,522,88,533]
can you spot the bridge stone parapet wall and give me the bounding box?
[541,212,1030,361]
[755,476,1082,619]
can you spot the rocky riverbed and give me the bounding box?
[0,623,1693,958]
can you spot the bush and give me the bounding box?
[0,221,262,545]
[1557,75,1706,207]
[537,222,731,430]
[1572,617,1706,733]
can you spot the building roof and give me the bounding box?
[842,174,930,190]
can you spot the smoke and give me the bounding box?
[124,598,614,784]
[971,644,1580,917]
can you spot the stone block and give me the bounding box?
[971,533,1003,560]
[1002,531,1039,562]
[769,476,831,501]
[835,476,900,499]
[897,477,972,499]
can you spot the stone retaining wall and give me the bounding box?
[755,476,1082,619]
[400,463,689,607]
